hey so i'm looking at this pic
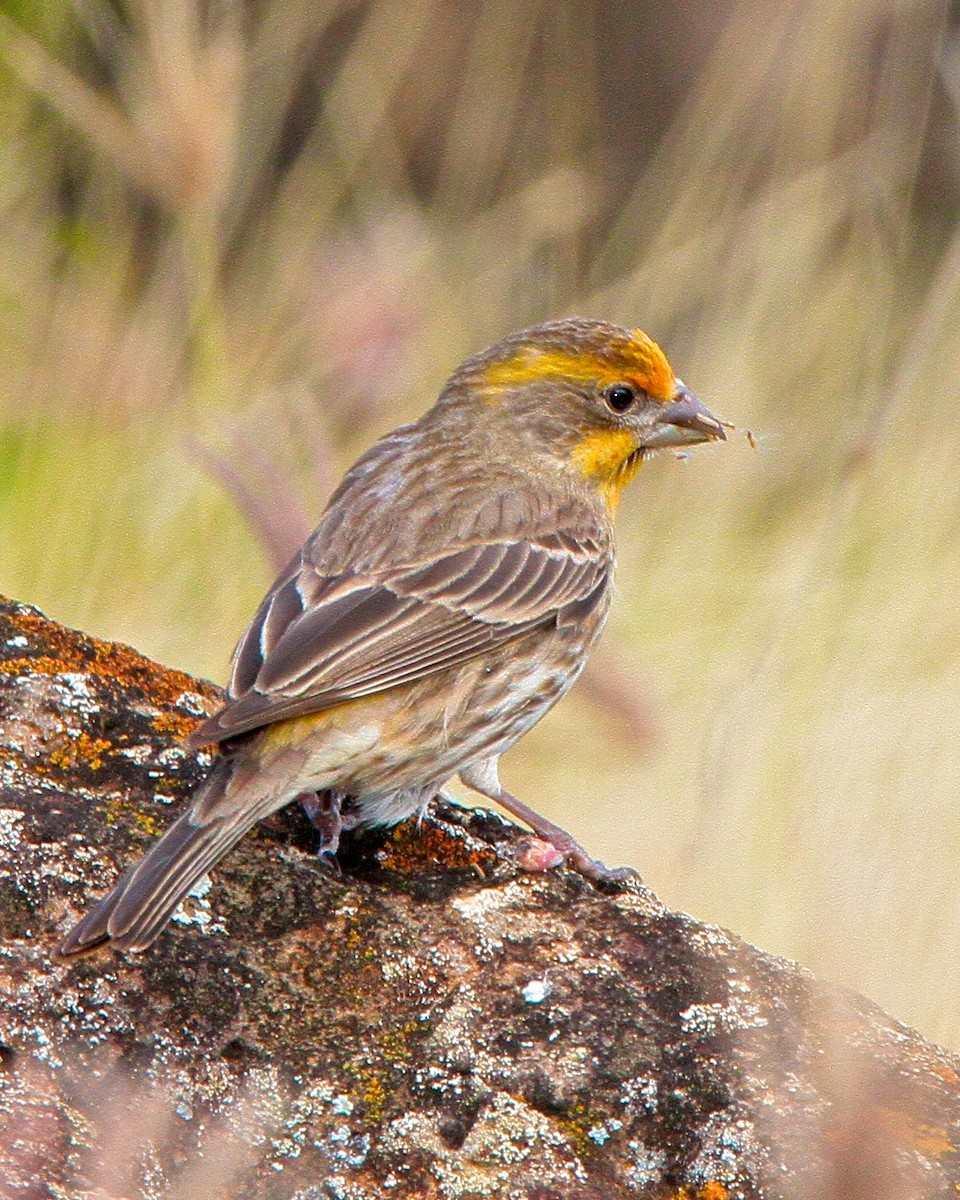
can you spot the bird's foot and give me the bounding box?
[298,790,346,859]
[459,763,639,889]
[561,845,639,886]
[515,831,638,886]
[515,837,565,872]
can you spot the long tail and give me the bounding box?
[59,748,299,955]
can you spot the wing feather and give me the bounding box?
[188,533,610,746]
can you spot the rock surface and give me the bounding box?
[1,595,959,1199]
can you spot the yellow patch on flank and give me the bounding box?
[571,427,643,511]
[259,696,383,752]
[260,710,334,750]
[483,330,675,401]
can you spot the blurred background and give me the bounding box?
[1,0,959,1046]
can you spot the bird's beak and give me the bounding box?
[640,385,728,450]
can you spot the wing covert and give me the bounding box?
[188,533,610,746]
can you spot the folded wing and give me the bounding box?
[188,533,609,746]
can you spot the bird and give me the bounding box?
[59,318,727,955]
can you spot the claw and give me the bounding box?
[563,848,639,887]
[315,849,344,877]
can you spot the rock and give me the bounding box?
[1,596,958,1199]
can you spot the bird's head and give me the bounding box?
[444,318,727,511]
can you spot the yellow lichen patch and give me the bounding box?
[346,1024,423,1125]
[483,331,675,401]
[912,1124,955,1157]
[99,794,164,839]
[698,1183,729,1200]
[570,428,643,511]
[49,731,112,772]
[361,1071,387,1123]
[379,1019,421,1063]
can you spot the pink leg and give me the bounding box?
[460,760,638,885]
[299,790,349,861]
[496,789,637,884]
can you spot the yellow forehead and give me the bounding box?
[482,329,676,401]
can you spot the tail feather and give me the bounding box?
[59,755,294,955]
[109,813,252,950]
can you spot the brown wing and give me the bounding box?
[188,532,610,746]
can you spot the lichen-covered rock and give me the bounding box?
[1,596,959,1199]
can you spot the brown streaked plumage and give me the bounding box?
[60,318,727,955]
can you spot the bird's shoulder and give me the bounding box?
[302,420,614,574]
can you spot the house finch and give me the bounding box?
[60,318,726,955]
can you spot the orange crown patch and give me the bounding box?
[483,329,676,402]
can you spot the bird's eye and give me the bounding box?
[604,384,637,413]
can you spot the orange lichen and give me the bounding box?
[828,1103,956,1162]
[152,709,207,742]
[930,1061,960,1087]
[379,819,497,876]
[0,603,219,709]
[698,1183,729,1200]
[912,1124,955,1157]
[49,732,112,772]
[667,1189,729,1200]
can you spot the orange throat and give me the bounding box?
[570,428,644,512]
